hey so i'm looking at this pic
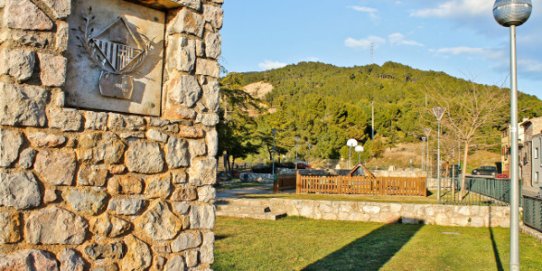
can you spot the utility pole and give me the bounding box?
[432,107,445,201]
[371,100,375,140]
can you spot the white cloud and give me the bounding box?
[258,60,287,70]
[432,46,504,60]
[345,36,386,49]
[411,0,492,18]
[388,33,424,47]
[519,59,542,73]
[350,5,378,15]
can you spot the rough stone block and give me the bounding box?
[167,36,196,73]
[168,75,202,108]
[84,111,108,130]
[121,235,152,271]
[0,250,58,271]
[107,174,144,195]
[170,231,201,252]
[171,184,198,201]
[35,149,76,186]
[0,128,23,167]
[39,53,67,87]
[146,174,172,199]
[179,126,205,138]
[168,8,204,37]
[200,231,214,264]
[27,132,66,148]
[205,128,218,157]
[77,164,108,186]
[26,207,88,245]
[165,255,186,271]
[166,137,190,169]
[4,0,53,30]
[77,132,125,164]
[56,21,70,51]
[125,141,165,174]
[189,204,214,229]
[59,248,86,271]
[189,139,206,157]
[195,58,219,77]
[204,31,221,59]
[197,186,215,203]
[0,171,41,210]
[0,49,36,82]
[136,201,182,241]
[42,0,71,19]
[184,249,198,267]
[65,187,108,215]
[107,197,146,215]
[0,211,21,244]
[146,129,169,142]
[48,108,83,131]
[90,214,132,238]
[196,113,219,126]
[188,158,217,186]
[107,113,147,132]
[0,82,48,127]
[201,78,220,112]
[203,4,223,30]
[18,148,37,169]
[85,241,125,260]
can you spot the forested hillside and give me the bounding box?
[218,61,542,166]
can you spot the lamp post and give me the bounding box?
[271,129,277,177]
[432,107,445,201]
[424,128,432,177]
[355,145,364,164]
[421,137,427,171]
[347,139,358,168]
[493,1,532,270]
[294,136,300,170]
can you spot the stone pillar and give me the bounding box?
[0,0,222,270]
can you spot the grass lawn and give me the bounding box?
[216,181,269,191]
[213,216,542,271]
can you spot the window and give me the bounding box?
[536,147,539,159]
[535,172,539,185]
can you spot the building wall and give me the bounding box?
[531,135,542,189]
[0,0,222,270]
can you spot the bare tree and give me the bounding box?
[428,82,507,198]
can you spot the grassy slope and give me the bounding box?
[214,216,542,271]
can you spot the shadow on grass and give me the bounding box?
[488,205,504,271]
[302,220,423,271]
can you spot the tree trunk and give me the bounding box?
[460,141,470,199]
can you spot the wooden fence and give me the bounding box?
[296,174,427,196]
[273,175,297,193]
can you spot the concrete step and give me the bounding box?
[216,204,271,214]
[216,210,287,220]
[216,198,271,207]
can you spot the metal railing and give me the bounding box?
[523,196,542,232]
[464,177,512,204]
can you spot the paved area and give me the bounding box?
[217,184,274,198]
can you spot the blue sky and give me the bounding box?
[221,0,542,99]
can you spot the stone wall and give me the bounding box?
[269,199,510,228]
[0,0,222,270]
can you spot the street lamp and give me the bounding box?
[432,107,445,201]
[421,136,427,171]
[424,128,432,174]
[294,136,300,170]
[493,1,532,270]
[271,129,277,177]
[347,139,358,168]
[355,145,364,164]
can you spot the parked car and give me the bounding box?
[472,166,497,176]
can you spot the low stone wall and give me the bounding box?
[268,198,510,228]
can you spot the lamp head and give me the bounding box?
[493,0,532,27]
